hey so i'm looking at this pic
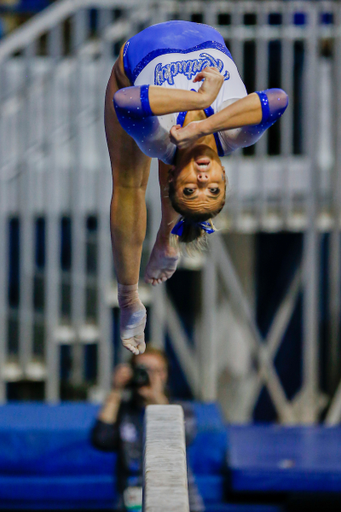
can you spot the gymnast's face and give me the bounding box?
[170,145,226,214]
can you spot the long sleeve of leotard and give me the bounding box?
[114,85,288,160]
[219,88,288,154]
[114,85,176,164]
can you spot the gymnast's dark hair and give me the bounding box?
[168,180,225,244]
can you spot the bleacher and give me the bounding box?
[1,403,341,511]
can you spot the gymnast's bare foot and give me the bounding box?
[144,234,180,286]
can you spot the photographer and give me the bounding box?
[91,346,204,512]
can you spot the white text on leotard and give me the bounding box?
[154,53,230,86]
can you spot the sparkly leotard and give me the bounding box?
[114,21,288,164]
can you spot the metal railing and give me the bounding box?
[1,0,341,424]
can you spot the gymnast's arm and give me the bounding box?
[90,364,132,450]
[113,68,224,161]
[114,66,224,117]
[170,88,289,150]
[90,393,122,451]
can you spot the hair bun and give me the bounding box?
[171,217,216,244]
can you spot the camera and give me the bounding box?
[129,365,150,388]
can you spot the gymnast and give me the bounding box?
[105,20,288,355]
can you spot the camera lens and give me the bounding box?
[130,365,150,388]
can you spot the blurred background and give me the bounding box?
[0,1,54,37]
[1,0,341,510]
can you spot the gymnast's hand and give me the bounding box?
[118,284,147,355]
[170,121,203,150]
[170,67,224,149]
[195,66,224,107]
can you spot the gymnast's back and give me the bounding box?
[115,20,248,163]
[123,20,245,93]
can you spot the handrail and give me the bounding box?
[0,0,75,62]
[0,0,336,63]
[0,0,152,63]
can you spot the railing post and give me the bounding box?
[301,5,320,423]
[97,44,114,395]
[148,160,166,350]
[0,106,6,401]
[255,3,269,225]
[18,41,37,381]
[281,6,294,225]
[230,7,243,229]
[328,3,341,394]
[199,241,218,401]
[45,26,63,402]
[68,8,91,387]
[0,46,7,401]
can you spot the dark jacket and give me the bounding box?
[91,398,204,511]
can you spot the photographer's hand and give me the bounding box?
[98,364,132,424]
[112,364,133,391]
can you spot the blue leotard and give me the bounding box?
[114,21,288,164]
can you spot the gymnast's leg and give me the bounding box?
[144,160,180,286]
[106,47,151,354]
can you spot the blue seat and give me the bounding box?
[190,402,228,476]
[0,475,226,509]
[0,404,115,477]
[228,425,341,492]
[0,402,228,509]
[206,506,282,512]
[0,475,116,509]
[196,475,225,503]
